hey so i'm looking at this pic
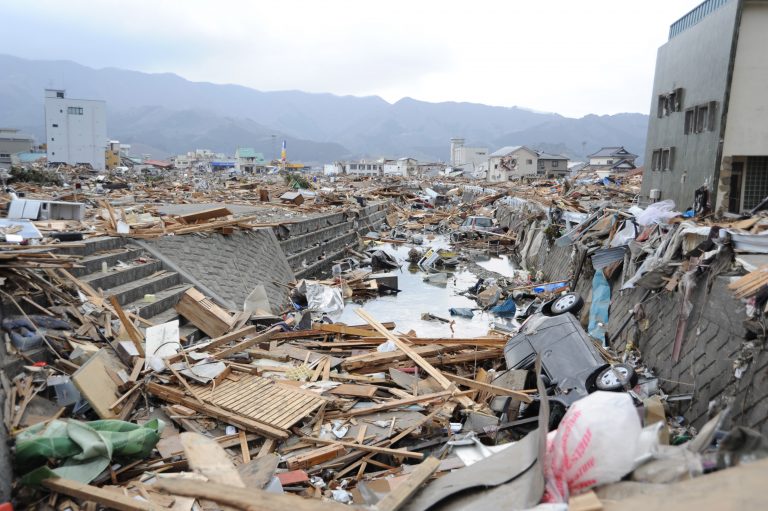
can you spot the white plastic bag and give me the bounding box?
[544,392,642,502]
[610,221,638,247]
[634,200,680,226]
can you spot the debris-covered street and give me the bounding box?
[3,157,768,510]
[2,0,768,509]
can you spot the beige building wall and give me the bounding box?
[722,1,768,156]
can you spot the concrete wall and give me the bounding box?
[144,229,294,313]
[641,0,739,209]
[281,202,387,278]
[723,1,768,157]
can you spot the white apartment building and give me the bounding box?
[345,161,382,176]
[450,138,488,172]
[44,89,107,170]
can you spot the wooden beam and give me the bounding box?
[355,309,474,407]
[375,457,441,511]
[213,326,279,360]
[109,295,144,356]
[285,444,346,470]
[153,478,351,511]
[42,478,151,511]
[314,323,382,337]
[302,437,423,459]
[443,373,533,403]
[340,390,452,417]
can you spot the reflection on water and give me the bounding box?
[473,253,519,277]
[335,237,494,338]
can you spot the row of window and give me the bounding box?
[684,102,717,134]
[657,87,718,135]
[650,147,675,171]
[67,106,84,115]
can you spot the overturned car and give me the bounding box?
[503,293,637,427]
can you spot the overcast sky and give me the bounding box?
[2,0,703,118]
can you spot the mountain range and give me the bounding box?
[0,54,649,163]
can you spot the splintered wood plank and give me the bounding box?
[42,478,151,511]
[329,384,378,398]
[180,432,245,487]
[375,457,441,511]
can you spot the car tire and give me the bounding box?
[548,293,584,316]
[594,363,638,391]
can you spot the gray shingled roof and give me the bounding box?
[537,152,568,160]
[587,146,638,159]
[489,145,536,157]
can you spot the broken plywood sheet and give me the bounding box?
[191,374,325,430]
[71,349,124,419]
[390,368,444,395]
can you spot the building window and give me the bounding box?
[684,109,694,134]
[686,102,717,134]
[656,88,683,118]
[552,161,559,168]
[743,157,768,210]
[695,104,709,132]
[526,159,533,165]
[67,106,84,115]
[52,123,58,128]
[651,148,674,171]
[51,137,54,141]
[0,153,10,158]
[56,91,64,98]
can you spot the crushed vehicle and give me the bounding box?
[503,293,637,427]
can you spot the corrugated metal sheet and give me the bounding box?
[590,246,628,270]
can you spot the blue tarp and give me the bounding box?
[533,281,568,294]
[490,297,517,317]
[588,269,611,346]
[449,308,475,318]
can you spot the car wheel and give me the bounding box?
[549,293,584,315]
[594,363,638,391]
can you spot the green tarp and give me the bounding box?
[15,418,163,486]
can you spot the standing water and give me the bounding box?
[336,236,496,338]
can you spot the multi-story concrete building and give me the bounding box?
[450,138,488,173]
[642,0,768,214]
[0,128,34,166]
[345,161,382,176]
[44,89,107,170]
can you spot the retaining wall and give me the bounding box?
[505,205,768,436]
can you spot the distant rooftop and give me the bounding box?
[489,145,537,157]
[236,148,265,160]
[587,146,638,159]
[537,152,568,160]
[669,0,733,39]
